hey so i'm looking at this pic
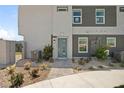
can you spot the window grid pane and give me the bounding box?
[73,11,81,16]
[96,9,105,24]
[107,37,116,47]
[73,9,82,24]
[78,37,88,53]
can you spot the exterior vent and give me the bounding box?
[57,6,68,12]
[120,7,124,12]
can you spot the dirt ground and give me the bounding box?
[0,67,50,88]
[0,58,124,88]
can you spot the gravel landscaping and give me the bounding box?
[71,57,124,71]
[0,57,124,88]
[0,60,50,88]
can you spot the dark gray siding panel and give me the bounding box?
[72,35,124,57]
[72,6,117,27]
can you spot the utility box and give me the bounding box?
[114,51,124,62]
[120,51,124,62]
[31,50,42,61]
[0,39,15,67]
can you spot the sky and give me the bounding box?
[0,5,23,41]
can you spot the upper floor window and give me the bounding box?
[72,9,82,24]
[96,9,105,24]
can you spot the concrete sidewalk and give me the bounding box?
[24,70,124,88]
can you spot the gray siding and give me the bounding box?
[73,35,124,57]
[72,6,117,27]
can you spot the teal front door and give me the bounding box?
[58,38,67,58]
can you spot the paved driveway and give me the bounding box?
[24,70,124,88]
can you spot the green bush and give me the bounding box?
[95,47,108,60]
[9,73,24,88]
[43,45,53,60]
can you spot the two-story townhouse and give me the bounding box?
[19,5,124,59]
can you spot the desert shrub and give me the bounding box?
[43,45,53,60]
[9,73,24,88]
[6,64,16,75]
[114,85,124,88]
[73,66,82,71]
[78,58,85,65]
[39,63,49,71]
[84,58,90,63]
[24,62,32,70]
[29,68,39,78]
[95,47,108,60]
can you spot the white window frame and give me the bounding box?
[78,37,88,53]
[95,9,105,24]
[106,37,116,47]
[72,9,82,24]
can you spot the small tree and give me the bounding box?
[15,43,23,52]
[43,45,53,60]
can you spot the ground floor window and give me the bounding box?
[106,37,116,47]
[78,37,88,53]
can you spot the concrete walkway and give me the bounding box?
[24,70,124,88]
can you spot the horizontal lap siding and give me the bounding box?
[72,6,116,27]
[72,35,124,57]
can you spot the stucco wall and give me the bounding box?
[52,6,72,59]
[19,5,73,59]
[19,5,124,59]
[19,5,52,58]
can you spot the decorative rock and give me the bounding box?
[88,66,99,70]
[98,65,109,69]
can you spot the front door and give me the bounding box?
[58,38,67,58]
